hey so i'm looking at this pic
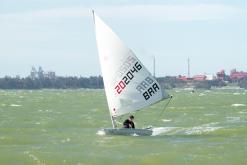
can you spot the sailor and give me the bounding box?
[123,115,135,128]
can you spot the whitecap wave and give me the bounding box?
[162,119,172,122]
[204,113,216,116]
[184,88,194,91]
[152,127,179,136]
[199,93,206,96]
[24,151,41,164]
[184,122,221,135]
[96,130,106,136]
[185,126,221,135]
[61,138,71,143]
[10,104,22,107]
[231,104,246,107]
[131,133,139,137]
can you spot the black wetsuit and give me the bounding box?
[123,119,135,128]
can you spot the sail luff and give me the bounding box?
[92,11,117,128]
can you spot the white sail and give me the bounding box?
[93,12,168,118]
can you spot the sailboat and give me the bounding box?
[93,11,170,136]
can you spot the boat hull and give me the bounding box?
[101,128,153,136]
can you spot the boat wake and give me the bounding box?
[184,126,221,135]
[152,127,180,136]
[151,123,222,136]
[96,130,106,136]
[97,123,222,137]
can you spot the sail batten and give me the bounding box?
[94,12,168,118]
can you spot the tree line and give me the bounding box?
[0,75,231,90]
[0,67,246,89]
[0,76,104,89]
[239,78,247,89]
[0,67,104,89]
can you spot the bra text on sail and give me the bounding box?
[136,76,160,100]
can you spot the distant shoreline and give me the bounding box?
[1,75,247,89]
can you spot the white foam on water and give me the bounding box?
[196,106,205,109]
[38,109,52,113]
[184,88,194,91]
[97,130,106,136]
[204,113,216,116]
[162,119,172,122]
[184,122,221,135]
[24,151,42,164]
[185,126,221,135]
[131,133,139,137]
[10,104,22,107]
[199,93,206,96]
[233,93,241,95]
[61,138,71,143]
[231,104,246,107]
[152,127,179,136]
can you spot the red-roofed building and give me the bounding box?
[193,75,206,81]
[230,69,247,80]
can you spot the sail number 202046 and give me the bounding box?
[115,62,142,94]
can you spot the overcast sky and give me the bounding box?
[0,0,247,77]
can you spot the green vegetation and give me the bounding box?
[0,75,228,89]
[1,67,247,89]
[239,78,247,89]
[0,67,103,89]
[0,76,103,89]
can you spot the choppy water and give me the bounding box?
[0,89,247,165]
